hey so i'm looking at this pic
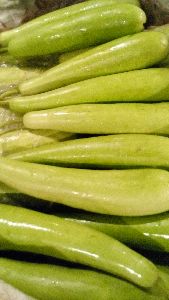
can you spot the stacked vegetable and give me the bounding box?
[0,0,169,299]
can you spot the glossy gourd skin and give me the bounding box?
[0,204,158,288]
[0,257,166,300]
[58,211,169,253]
[8,134,169,170]
[0,0,141,48]
[17,32,168,96]
[11,69,169,113]
[23,103,169,135]
[0,158,169,217]
[8,4,146,58]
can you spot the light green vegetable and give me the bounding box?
[17,31,168,96]
[0,158,169,216]
[0,257,165,300]
[23,103,169,135]
[8,4,146,58]
[0,203,158,287]
[56,210,169,253]
[8,134,169,170]
[0,0,141,48]
[12,69,169,112]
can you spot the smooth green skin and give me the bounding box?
[8,134,169,170]
[1,187,169,254]
[0,204,158,288]
[0,258,165,300]
[14,68,169,112]
[18,32,169,96]
[0,129,74,156]
[8,4,146,58]
[0,0,140,48]
[0,158,169,217]
[58,211,169,253]
[23,103,169,135]
[0,107,22,129]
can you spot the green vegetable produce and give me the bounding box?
[17,32,168,96]
[0,257,165,300]
[0,158,169,216]
[0,204,158,287]
[0,0,141,48]
[13,69,169,111]
[8,134,169,170]
[23,103,169,135]
[56,210,169,253]
[8,4,146,57]
[0,129,75,156]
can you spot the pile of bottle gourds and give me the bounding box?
[0,0,169,299]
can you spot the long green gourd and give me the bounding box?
[23,103,169,135]
[0,204,158,288]
[1,184,169,254]
[12,69,169,112]
[0,257,166,300]
[0,0,140,48]
[8,134,169,170]
[57,210,169,253]
[17,32,168,95]
[0,158,169,216]
[8,4,146,58]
